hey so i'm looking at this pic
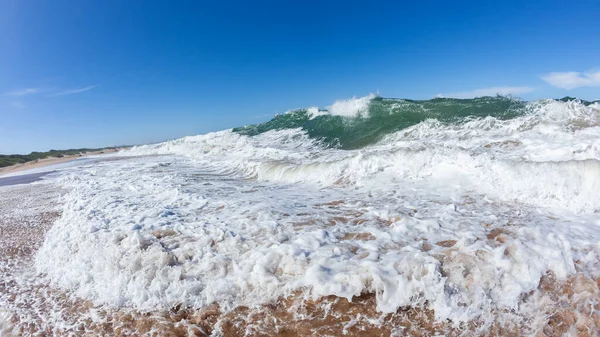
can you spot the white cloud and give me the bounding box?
[5,88,39,96]
[436,86,535,99]
[50,85,97,97]
[541,70,600,90]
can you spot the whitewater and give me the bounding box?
[3,95,600,335]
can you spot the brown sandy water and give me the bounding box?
[1,183,600,336]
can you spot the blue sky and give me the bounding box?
[1,0,599,154]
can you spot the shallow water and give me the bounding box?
[0,171,55,187]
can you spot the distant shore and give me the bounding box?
[0,148,123,177]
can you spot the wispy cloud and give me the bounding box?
[541,70,600,90]
[9,101,26,109]
[436,86,535,99]
[49,85,98,97]
[5,88,39,96]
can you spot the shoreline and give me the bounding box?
[0,148,122,177]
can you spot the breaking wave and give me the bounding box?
[31,95,600,333]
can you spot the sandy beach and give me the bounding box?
[0,148,122,177]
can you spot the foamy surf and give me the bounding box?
[4,95,600,335]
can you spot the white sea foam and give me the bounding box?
[126,99,600,213]
[306,94,376,119]
[34,98,600,326]
[328,94,375,117]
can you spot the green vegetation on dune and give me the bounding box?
[0,147,117,168]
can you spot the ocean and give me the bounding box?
[2,95,600,335]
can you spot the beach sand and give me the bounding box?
[0,148,122,177]
[1,180,599,336]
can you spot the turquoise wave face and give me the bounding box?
[233,96,598,149]
[233,96,528,149]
